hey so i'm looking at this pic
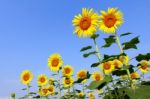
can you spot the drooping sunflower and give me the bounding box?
[130,72,139,80]
[62,65,74,77]
[47,85,55,95]
[72,8,99,38]
[119,55,129,65]
[99,8,123,33]
[139,60,150,73]
[88,92,95,99]
[48,53,63,72]
[49,77,54,85]
[113,59,123,69]
[20,70,33,85]
[100,61,114,75]
[91,71,103,81]
[62,77,74,88]
[37,74,48,86]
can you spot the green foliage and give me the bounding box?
[83,51,97,58]
[120,32,132,37]
[87,80,106,90]
[122,36,140,50]
[80,46,92,52]
[136,53,150,62]
[102,35,116,48]
[90,34,99,40]
[91,62,100,67]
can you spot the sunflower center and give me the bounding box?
[104,14,117,28]
[42,89,48,94]
[95,74,100,81]
[65,79,71,84]
[141,65,147,70]
[103,63,111,70]
[52,58,59,67]
[23,73,30,81]
[48,87,53,92]
[79,72,87,79]
[80,17,91,30]
[65,68,71,74]
[40,77,45,83]
[131,74,137,79]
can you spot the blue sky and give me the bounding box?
[0,0,150,97]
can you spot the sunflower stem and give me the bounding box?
[58,71,61,99]
[27,84,30,99]
[115,32,132,84]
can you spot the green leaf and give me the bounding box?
[91,62,100,67]
[22,88,27,90]
[90,34,99,39]
[83,51,97,58]
[104,75,113,83]
[80,46,92,52]
[102,35,116,48]
[136,53,150,62]
[86,81,106,90]
[141,81,150,85]
[122,36,140,50]
[120,32,132,37]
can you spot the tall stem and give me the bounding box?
[58,71,61,99]
[93,38,102,61]
[27,84,30,99]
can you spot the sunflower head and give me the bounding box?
[63,77,74,88]
[113,59,123,69]
[62,65,74,77]
[39,87,49,96]
[130,72,139,80]
[88,92,95,99]
[119,55,129,65]
[20,70,33,85]
[99,8,123,33]
[49,77,55,85]
[76,69,88,79]
[100,61,114,75]
[77,92,85,98]
[47,85,55,95]
[37,74,48,86]
[48,53,63,72]
[139,60,150,73]
[72,8,99,38]
[91,71,103,81]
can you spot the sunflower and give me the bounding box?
[119,55,129,65]
[72,8,99,38]
[139,60,150,73]
[91,71,103,81]
[37,74,48,86]
[88,92,95,99]
[47,85,55,95]
[99,8,123,33]
[48,53,63,72]
[77,92,85,98]
[113,59,123,69]
[76,69,88,79]
[62,65,74,77]
[100,61,114,75]
[39,87,49,96]
[130,72,139,80]
[49,77,54,85]
[62,77,74,88]
[20,70,33,85]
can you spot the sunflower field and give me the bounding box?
[14,7,150,99]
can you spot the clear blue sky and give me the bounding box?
[0,0,150,97]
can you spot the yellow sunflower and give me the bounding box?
[99,8,123,33]
[88,92,95,99]
[72,8,99,38]
[49,77,54,85]
[20,70,33,85]
[119,55,129,65]
[130,72,139,80]
[62,77,74,88]
[113,59,123,69]
[139,60,150,73]
[100,61,114,75]
[39,87,49,96]
[77,92,85,98]
[76,69,87,79]
[47,85,55,95]
[62,65,74,77]
[91,71,103,81]
[48,53,63,72]
[37,74,48,86]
